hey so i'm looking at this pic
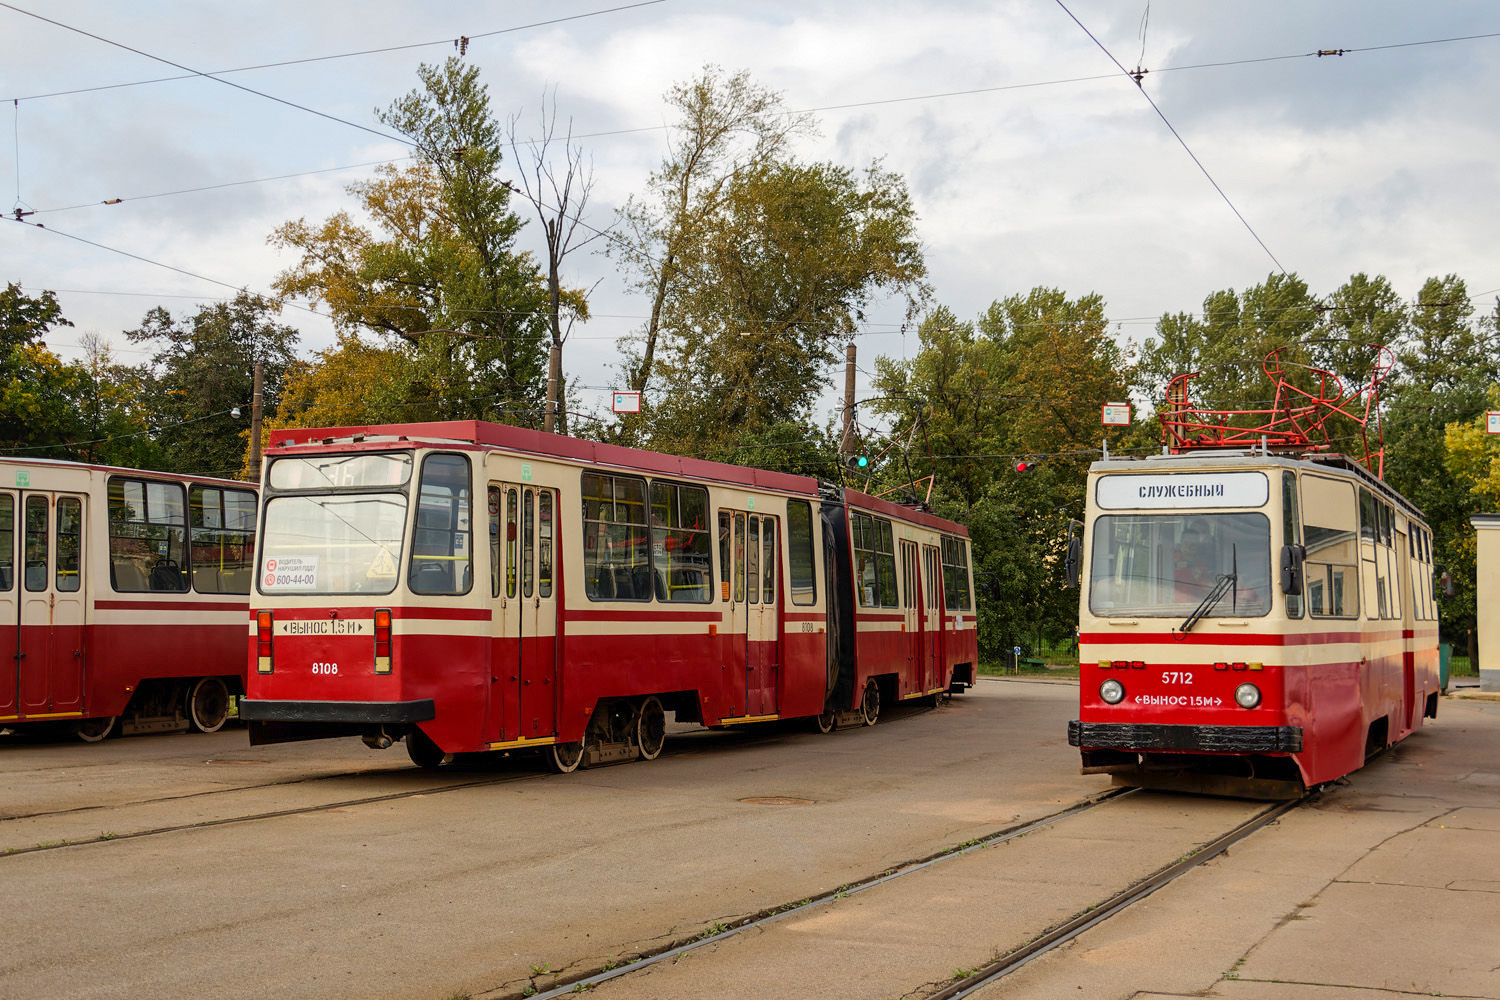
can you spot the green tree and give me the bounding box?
[270,59,553,425]
[1388,278,1500,643]
[609,65,815,429]
[643,158,927,455]
[126,291,299,478]
[871,290,1132,657]
[0,283,89,457]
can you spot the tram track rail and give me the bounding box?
[518,789,1303,1000]
[0,717,842,858]
[929,795,1304,999]
[522,787,1135,1000]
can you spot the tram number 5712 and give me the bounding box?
[1161,671,1193,685]
[311,662,339,675]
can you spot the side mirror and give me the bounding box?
[1279,543,1304,596]
[1064,520,1083,589]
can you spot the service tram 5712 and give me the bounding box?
[239,422,978,770]
[1069,450,1440,798]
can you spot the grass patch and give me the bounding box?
[978,659,1079,679]
[1449,653,1476,677]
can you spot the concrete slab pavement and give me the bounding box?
[972,696,1500,1000]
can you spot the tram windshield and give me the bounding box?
[1089,513,1271,618]
[258,494,408,595]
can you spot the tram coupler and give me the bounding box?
[361,726,400,750]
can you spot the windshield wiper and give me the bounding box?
[1177,570,1237,636]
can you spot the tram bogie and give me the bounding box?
[240,421,978,767]
[1069,451,1440,798]
[0,458,255,741]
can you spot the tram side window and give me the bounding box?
[108,478,188,593]
[851,513,898,608]
[649,481,711,603]
[1302,476,1358,618]
[409,454,473,596]
[24,495,47,592]
[582,472,651,601]
[489,487,502,598]
[539,491,554,599]
[786,499,817,606]
[0,494,11,591]
[941,536,973,612]
[56,497,82,593]
[189,486,255,594]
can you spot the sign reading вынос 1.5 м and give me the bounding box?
[1096,471,1269,510]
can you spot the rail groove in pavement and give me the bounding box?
[929,795,1305,999]
[523,787,1134,1000]
[0,717,877,858]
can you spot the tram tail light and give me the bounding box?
[256,611,273,674]
[1111,660,1128,670]
[1231,662,1247,671]
[1129,660,1145,670]
[1214,662,1229,671]
[374,609,392,674]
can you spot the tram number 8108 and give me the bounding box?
[311,662,340,675]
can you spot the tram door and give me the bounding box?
[922,544,943,692]
[719,510,780,718]
[489,483,559,742]
[900,540,922,685]
[11,493,86,718]
[1396,527,1416,735]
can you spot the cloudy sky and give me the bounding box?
[4,0,1499,428]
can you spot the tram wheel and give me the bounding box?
[636,696,666,761]
[406,727,446,769]
[860,679,881,727]
[74,716,117,743]
[549,740,585,774]
[814,709,835,734]
[187,677,230,733]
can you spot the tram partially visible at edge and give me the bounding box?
[238,421,978,771]
[1,457,256,741]
[1068,450,1440,798]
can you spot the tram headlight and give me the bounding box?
[1234,683,1262,709]
[1099,679,1125,705]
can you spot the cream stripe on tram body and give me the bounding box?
[240,421,978,771]
[1069,451,1439,798]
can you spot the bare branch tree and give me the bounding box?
[506,87,602,435]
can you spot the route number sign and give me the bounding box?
[1102,402,1131,426]
[1487,411,1500,435]
[613,391,642,414]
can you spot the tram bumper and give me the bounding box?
[239,698,436,745]
[1068,720,1303,754]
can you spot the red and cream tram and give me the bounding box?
[0,458,256,741]
[238,422,978,770]
[1069,356,1441,797]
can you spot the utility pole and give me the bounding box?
[545,344,562,434]
[839,342,857,456]
[249,360,264,482]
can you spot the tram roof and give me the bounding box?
[269,421,971,536]
[0,455,254,488]
[1088,449,1426,522]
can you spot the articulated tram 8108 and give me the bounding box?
[1069,352,1441,798]
[238,421,978,770]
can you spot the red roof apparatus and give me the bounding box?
[1159,344,1392,478]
